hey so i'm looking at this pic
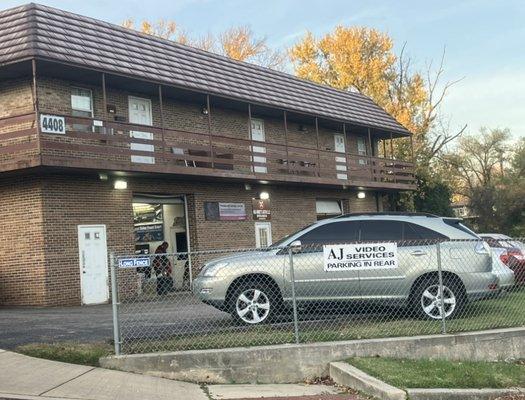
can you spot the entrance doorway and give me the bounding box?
[132,195,190,290]
[129,96,155,164]
[78,225,109,305]
[251,118,267,173]
[333,133,348,180]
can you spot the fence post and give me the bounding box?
[110,252,121,355]
[288,248,300,344]
[436,242,447,334]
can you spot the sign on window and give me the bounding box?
[323,243,398,271]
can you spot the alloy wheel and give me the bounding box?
[235,288,270,324]
[420,284,456,319]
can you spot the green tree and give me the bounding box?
[442,128,524,234]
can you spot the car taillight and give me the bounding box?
[500,252,510,265]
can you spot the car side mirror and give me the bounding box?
[289,240,302,254]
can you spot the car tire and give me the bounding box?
[229,281,281,325]
[411,276,465,320]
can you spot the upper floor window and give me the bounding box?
[357,137,367,156]
[71,88,93,118]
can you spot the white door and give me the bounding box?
[78,225,109,305]
[357,137,368,166]
[255,222,272,248]
[334,133,347,180]
[129,96,155,164]
[251,118,267,173]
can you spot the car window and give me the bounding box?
[404,222,447,241]
[443,218,478,238]
[359,220,402,242]
[299,221,359,245]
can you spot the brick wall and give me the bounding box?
[35,77,370,156]
[0,176,47,305]
[0,79,40,171]
[0,78,34,119]
[0,171,381,306]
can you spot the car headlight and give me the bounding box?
[201,261,229,277]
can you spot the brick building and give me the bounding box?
[0,4,415,306]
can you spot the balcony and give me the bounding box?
[0,113,415,190]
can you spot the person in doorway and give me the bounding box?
[153,242,174,295]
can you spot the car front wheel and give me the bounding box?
[230,283,277,325]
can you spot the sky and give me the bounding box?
[2,0,524,140]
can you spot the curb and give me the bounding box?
[406,388,525,400]
[329,362,406,400]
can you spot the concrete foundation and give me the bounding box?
[100,327,525,384]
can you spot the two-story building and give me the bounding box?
[0,3,416,306]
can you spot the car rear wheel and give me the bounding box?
[412,277,464,320]
[230,283,278,325]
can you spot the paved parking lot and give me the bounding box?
[0,294,228,349]
[0,304,114,349]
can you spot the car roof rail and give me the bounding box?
[335,212,440,219]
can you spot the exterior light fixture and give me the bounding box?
[201,107,209,115]
[244,183,252,191]
[98,173,108,181]
[259,191,270,200]
[357,191,366,199]
[114,180,128,190]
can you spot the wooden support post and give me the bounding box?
[31,58,41,157]
[390,132,396,183]
[283,111,290,174]
[410,134,415,162]
[315,117,321,177]
[158,85,166,161]
[390,132,394,159]
[206,94,214,168]
[102,73,108,123]
[248,103,254,173]
[368,127,374,180]
[342,123,349,181]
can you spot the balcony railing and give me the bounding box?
[1,113,415,189]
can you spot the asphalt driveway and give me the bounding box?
[0,304,114,349]
[0,293,229,349]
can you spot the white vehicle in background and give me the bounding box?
[480,234,524,289]
[489,247,515,291]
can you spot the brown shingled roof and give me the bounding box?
[0,3,411,135]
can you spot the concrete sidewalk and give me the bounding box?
[0,350,360,400]
[0,350,207,400]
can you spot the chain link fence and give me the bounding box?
[110,237,525,355]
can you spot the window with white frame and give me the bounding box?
[71,87,93,118]
[357,137,367,156]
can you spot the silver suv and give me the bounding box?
[193,213,498,324]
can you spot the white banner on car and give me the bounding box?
[323,242,399,271]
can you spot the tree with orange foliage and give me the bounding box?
[290,27,464,165]
[121,20,285,70]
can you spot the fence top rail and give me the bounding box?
[114,237,525,259]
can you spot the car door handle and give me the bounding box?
[410,250,427,256]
